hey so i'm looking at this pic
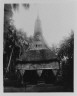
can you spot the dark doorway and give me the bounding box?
[23,70,39,84]
[41,69,56,84]
[23,69,56,84]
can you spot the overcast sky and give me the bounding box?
[12,0,77,47]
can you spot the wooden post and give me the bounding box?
[6,47,14,73]
[19,69,25,85]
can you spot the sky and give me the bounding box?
[11,1,77,47]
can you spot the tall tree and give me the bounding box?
[57,30,74,89]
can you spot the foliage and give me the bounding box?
[58,31,74,60]
[3,25,29,76]
[57,31,74,88]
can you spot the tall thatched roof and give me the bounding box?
[16,16,58,64]
[17,48,57,63]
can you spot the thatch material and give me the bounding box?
[17,48,57,62]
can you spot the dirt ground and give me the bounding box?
[4,83,73,92]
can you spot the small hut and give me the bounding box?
[15,16,60,84]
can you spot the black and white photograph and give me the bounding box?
[2,0,76,93]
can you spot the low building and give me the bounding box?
[15,16,60,84]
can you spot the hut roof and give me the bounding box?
[17,48,57,62]
[16,16,58,63]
